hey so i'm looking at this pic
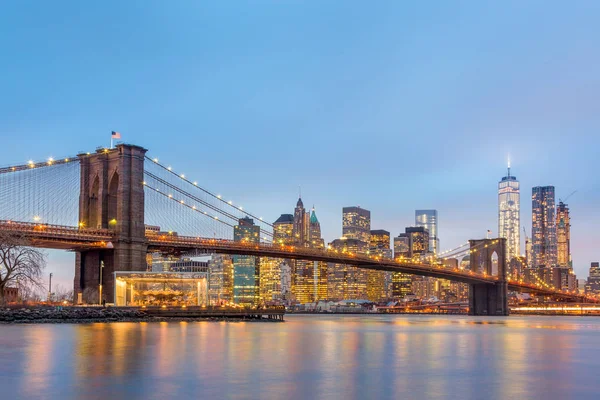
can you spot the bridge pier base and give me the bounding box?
[75,243,148,304]
[468,282,509,316]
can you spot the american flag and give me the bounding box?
[111,131,121,139]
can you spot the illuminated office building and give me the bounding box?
[271,214,294,303]
[310,208,327,301]
[342,206,371,243]
[259,257,283,304]
[391,234,412,299]
[209,254,233,305]
[151,253,180,272]
[274,214,294,245]
[585,263,600,295]
[392,227,430,300]
[291,199,327,303]
[498,163,520,261]
[393,235,410,258]
[309,207,325,249]
[293,198,310,245]
[415,210,439,255]
[556,201,571,269]
[367,230,391,302]
[327,238,368,300]
[405,227,430,257]
[232,217,260,305]
[532,186,557,268]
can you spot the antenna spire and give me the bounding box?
[507,154,511,177]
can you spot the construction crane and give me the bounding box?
[559,190,577,204]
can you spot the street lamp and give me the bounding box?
[48,273,53,302]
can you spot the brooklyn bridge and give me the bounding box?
[0,143,593,315]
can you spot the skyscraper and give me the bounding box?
[585,262,600,295]
[531,186,557,268]
[342,206,371,243]
[327,238,368,300]
[556,201,571,269]
[273,214,294,245]
[405,227,430,257]
[415,210,438,255]
[498,162,520,261]
[391,227,430,299]
[209,254,233,305]
[272,214,294,303]
[259,257,282,304]
[293,198,309,245]
[232,217,260,305]
[309,207,327,301]
[367,230,391,302]
[291,202,327,303]
[393,235,410,259]
[309,207,324,249]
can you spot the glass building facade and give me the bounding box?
[415,210,439,255]
[327,238,368,300]
[233,217,260,305]
[272,213,294,303]
[342,206,371,243]
[405,227,430,257]
[367,230,391,302]
[293,198,309,245]
[585,262,600,295]
[274,214,294,245]
[498,165,520,261]
[208,254,233,305]
[114,271,208,306]
[290,204,327,304]
[532,186,557,268]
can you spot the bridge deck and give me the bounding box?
[0,220,594,302]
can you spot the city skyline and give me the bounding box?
[1,1,599,289]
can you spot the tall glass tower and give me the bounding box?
[532,186,557,268]
[415,210,438,255]
[232,217,260,305]
[498,161,520,261]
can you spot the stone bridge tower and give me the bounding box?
[468,238,509,316]
[74,144,148,303]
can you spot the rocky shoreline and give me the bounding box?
[0,307,284,324]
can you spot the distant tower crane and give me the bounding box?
[559,190,577,204]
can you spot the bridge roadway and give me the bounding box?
[1,220,594,302]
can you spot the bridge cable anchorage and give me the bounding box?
[143,171,273,240]
[145,156,273,228]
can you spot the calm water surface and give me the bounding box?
[0,315,599,400]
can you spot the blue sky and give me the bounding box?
[1,1,599,288]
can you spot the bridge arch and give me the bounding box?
[491,251,499,276]
[107,171,119,227]
[89,175,100,228]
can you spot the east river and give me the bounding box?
[1,315,599,399]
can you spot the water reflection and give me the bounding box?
[0,316,599,399]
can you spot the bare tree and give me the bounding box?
[0,232,46,305]
[52,284,74,304]
[15,280,44,304]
